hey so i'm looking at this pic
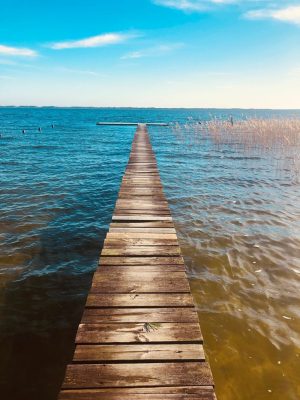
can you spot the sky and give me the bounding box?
[0,0,300,108]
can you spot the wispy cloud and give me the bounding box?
[122,43,183,59]
[153,0,237,12]
[0,44,37,57]
[153,0,300,15]
[246,5,300,25]
[49,32,137,50]
[57,67,105,76]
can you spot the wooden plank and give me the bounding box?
[85,293,194,308]
[81,307,198,323]
[90,271,190,293]
[117,200,166,204]
[118,192,166,196]
[106,233,178,239]
[109,227,176,233]
[59,387,216,400]
[112,216,173,221]
[121,183,163,187]
[122,178,162,181]
[74,343,205,362]
[97,265,186,273]
[124,171,159,173]
[109,222,175,228]
[75,322,202,344]
[115,205,170,211]
[104,238,179,246]
[101,246,181,256]
[118,195,167,200]
[99,256,185,265]
[113,210,171,216]
[62,362,213,388]
[119,189,164,193]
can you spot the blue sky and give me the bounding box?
[1,0,300,108]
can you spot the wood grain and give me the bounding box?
[85,293,195,308]
[81,307,198,323]
[62,362,213,388]
[74,343,205,362]
[75,322,202,344]
[59,387,216,400]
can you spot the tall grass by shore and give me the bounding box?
[171,118,300,181]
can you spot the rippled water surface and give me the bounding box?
[0,107,299,400]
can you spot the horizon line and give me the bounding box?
[1,105,300,111]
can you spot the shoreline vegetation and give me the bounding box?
[172,117,300,181]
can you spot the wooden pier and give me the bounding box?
[58,124,216,400]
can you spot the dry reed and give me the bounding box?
[171,117,300,180]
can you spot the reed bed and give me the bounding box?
[171,118,300,181]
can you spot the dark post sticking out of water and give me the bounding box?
[58,123,216,400]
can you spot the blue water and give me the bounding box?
[0,107,300,400]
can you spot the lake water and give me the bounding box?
[0,107,299,399]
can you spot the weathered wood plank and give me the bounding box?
[106,232,178,239]
[104,238,179,246]
[85,293,195,308]
[109,222,174,228]
[60,387,215,393]
[116,202,169,207]
[121,184,163,188]
[59,387,216,400]
[74,343,205,362]
[97,265,186,273]
[115,205,170,210]
[122,178,162,181]
[101,246,181,256]
[75,322,202,344]
[109,228,176,233]
[112,216,173,221]
[99,256,185,265]
[114,210,172,216]
[118,195,167,200]
[62,362,213,388]
[90,270,190,293]
[119,189,164,193]
[81,307,198,323]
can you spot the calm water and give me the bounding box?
[0,107,299,400]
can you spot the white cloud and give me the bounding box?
[49,33,136,50]
[57,67,105,76]
[153,0,300,15]
[122,43,183,59]
[246,6,300,25]
[153,0,237,11]
[0,44,37,57]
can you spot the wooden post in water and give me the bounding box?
[58,124,216,400]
